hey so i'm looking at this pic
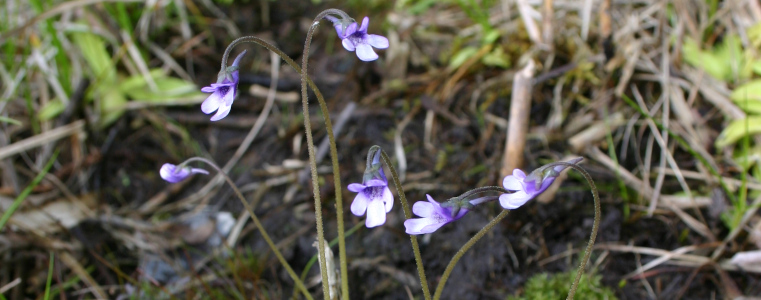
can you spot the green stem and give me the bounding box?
[380,150,432,300]
[302,9,355,299]
[432,210,510,300]
[182,157,313,300]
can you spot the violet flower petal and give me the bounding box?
[356,44,379,61]
[404,218,439,234]
[200,51,246,121]
[499,191,532,209]
[209,102,232,121]
[342,39,356,51]
[412,200,435,218]
[335,22,357,39]
[160,163,208,183]
[367,35,389,49]
[404,194,469,235]
[359,17,369,33]
[365,200,387,228]
[381,186,393,213]
[502,172,525,191]
[335,16,387,62]
[499,158,582,210]
[347,183,366,193]
[201,92,223,114]
[350,192,370,216]
[419,222,449,234]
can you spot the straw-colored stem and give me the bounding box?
[432,210,509,300]
[380,150,432,300]
[182,157,313,300]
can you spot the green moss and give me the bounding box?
[508,271,617,300]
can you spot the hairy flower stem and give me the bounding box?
[217,36,349,299]
[458,186,508,201]
[553,162,600,300]
[303,9,354,299]
[467,195,500,206]
[433,210,510,300]
[380,150,432,300]
[180,157,312,300]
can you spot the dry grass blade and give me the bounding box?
[568,112,625,152]
[0,120,84,160]
[58,252,107,299]
[0,278,22,294]
[517,0,542,45]
[586,147,715,239]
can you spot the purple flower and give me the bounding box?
[201,50,247,121]
[348,169,393,228]
[334,17,389,62]
[499,158,582,209]
[160,163,209,183]
[404,195,469,235]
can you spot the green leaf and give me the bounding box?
[100,88,128,127]
[407,0,439,15]
[748,23,761,48]
[449,46,478,69]
[481,46,510,68]
[120,71,201,102]
[482,28,500,45]
[715,116,761,148]
[752,60,761,76]
[0,116,22,125]
[730,79,761,113]
[38,98,66,121]
[71,32,116,83]
[682,38,729,81]
[714,34,745,79]
[118,69,165,92]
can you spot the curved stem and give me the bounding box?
[433,210,510,300]
[553,162,600,300]
[467,195,500,206]
[181,157,313,300]
[303,9,353,299]
[458,186,508,200]
[380,150,432,300]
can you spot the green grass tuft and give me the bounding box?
[509,270,617,300]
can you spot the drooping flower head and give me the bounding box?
[404,195,469,235]
[201,50,247,121]
[499,157,583,209]
[348,148,393,228]
[160,163,209,183]
[334,17,389,62]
